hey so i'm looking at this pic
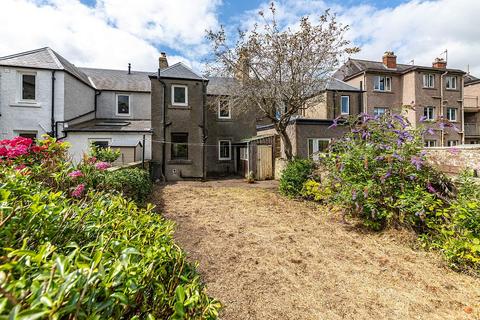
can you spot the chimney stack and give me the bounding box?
[235,49,249,83]
[128,63,131,74]
[159,52,168,70]
[382,51,397,69]
[432,57,447,69]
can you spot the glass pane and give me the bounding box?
[318,140,329,152]
[117,95,130,114]
[220,141,230,159]
[22,75,36,100]
[171,133,188,159]
[341,97,349,114]
[219,100,230,117]
[174,87,186,104]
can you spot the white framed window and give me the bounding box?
[218,99,231,119]
[447,140,459,147]
[445,76,457,90]
[19,72,37,101]
[424,140,437,148]
[172,85,188,106]
[447,107,457,122]
[240,147,248,160]
[373,107,388,116]
[423,74,435,88]
[307,138,330,161]
[116,94,131,116]
[424,107,435,121]
[340,96,350,115]
[373,76,391,92]
[218,140,231,160]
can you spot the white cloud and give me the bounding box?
[0,0,221,71]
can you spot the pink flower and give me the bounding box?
[14,164,27,171]
[68,170,84,178]
[88,156,97,164]
[6,144,29,158]
[95,161,111,170]
[71,183,86,198]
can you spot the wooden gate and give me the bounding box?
[256,145,273,180]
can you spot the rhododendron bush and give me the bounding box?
[0,137,220,318]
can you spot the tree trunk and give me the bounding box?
[279,129,293,160]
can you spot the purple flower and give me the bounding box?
[72,183,86,198]
[95,161,111,170]
[68,170,83,179]
[408,174,417,181]
[448,147,460,154]
[427,183,436,194]
[453,125,461,133]
[419,115,427,122]
[392,152,403,161]
[361,130,371,140]
[425,128,435,136]
[438,122,446,130]
[329,117,341,129]
[410,156,423,170]
[381,170,392,182]
[374,156,385,161]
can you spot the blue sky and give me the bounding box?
[1,0,479,74]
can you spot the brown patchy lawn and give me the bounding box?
[153,180,480,320]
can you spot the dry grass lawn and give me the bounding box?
[153,180,480,320]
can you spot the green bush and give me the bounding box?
[0,169,220,319]
[279,158,315,197]
[90,144,121,163]
[301,179,333,203]
[103,168,152,203]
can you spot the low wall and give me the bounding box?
[425,146,480,174]
[109,160,151,172]
[274,158,288,180]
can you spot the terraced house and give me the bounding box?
[334,52,466,147]
[464,74,480,144]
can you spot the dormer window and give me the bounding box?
[373,76,391,92]
[21,73,36,101]
[446,76,457,90]
[423,74,435,88]
[172,85,188,106]
[116,94,131,116]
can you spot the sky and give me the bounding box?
[0,0,479,75]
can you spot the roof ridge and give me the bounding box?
[0,47,50,60]
[46,47,64,69]
[161,62,206,80]
[79,66,154,74]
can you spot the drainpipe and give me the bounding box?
[440,70,448,146]
[461,76,465,144]
[94,91,101,117]
[201,79,208,181]
[157,69,168,180]
[51,71,56,137]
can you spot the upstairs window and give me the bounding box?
[21,74,36,100]
[116,94,130,115]
[373,107,388,116]
[423,106,435,121]
[446,76,457,90]
[447,107,457,122]
[218,99,231,119]
[218,140,231,160]
[172,85,188,106]
[171,133,188,160]
[424,140,437,148]
[373,76,391,92]
[340,96,350,115]
[423,74,435,88]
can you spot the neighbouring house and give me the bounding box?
[149,57,257,181]
[0,47,152,164]
[334,51,466,147]
[464,74,480,144]
[256,78,363,161]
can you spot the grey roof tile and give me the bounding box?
[65,119,152,132]
[206,76,239,95]
[80,67,153,92]
[159,62,206,81]
[325,78,361,91]
[465,74,479,85]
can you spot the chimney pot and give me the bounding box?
[432,57,447,69]
[159,52,169,69]
[382,51,397,69]
[128,63,131,74]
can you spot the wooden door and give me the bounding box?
[256,145,273,180]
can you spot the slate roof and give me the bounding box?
[0,47,92,87]
[334,58,466,81]
[325,78,361,91]
[465,74,480,86]
[80,67,153,92]
[206,76,238,95]
[65,119,152,133]
[158,62,207,81]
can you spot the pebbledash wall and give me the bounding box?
[425,146,480,174]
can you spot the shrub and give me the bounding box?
[279,158,315,197]
[301,179,333,203]
[89,144,121,163]
[103,168,152,203]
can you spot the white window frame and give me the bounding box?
[424,106,435,121]
[18,71,37,102]
[446,76,457,90]
[115,94,131,116]
[373,76,392,92]
[340,96,350,115]
[172,85,189,107]
[307,138,330,161]
[218,99,231,119]
[447,140,459,147]
[424,140,437,148]
[447,107,457,122]
[218,139,232,160]
[423,74,435,88]
[373,107,388,116]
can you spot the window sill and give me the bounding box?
[372,90,393,94]
[218,158,232,162]
[217,118,233,121]
[445,89,459,91]
[422,87,436,90]
[169,106,191,110]
[11,102,41,108]
[168,159,192,165]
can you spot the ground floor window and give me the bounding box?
[447,140,459,147]
[16,131,37,140]
[89,139,111,149]
[171,133,188,160]
[308,138,330,161]
[219,140,231,160]
[424,140,437,148]
[240,147,248,160]
[373,107,388,117]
